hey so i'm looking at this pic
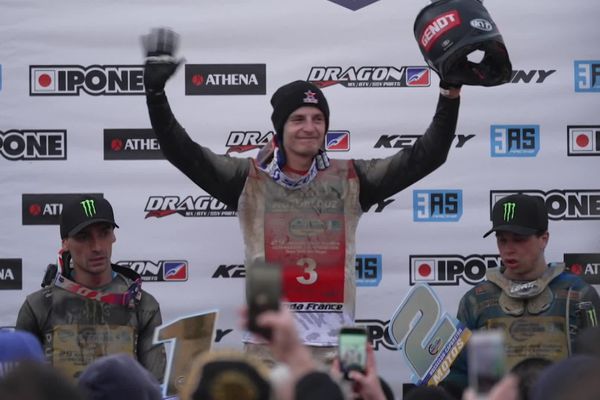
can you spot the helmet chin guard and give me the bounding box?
[414,0,512,86]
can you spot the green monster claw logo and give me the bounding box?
[503,202,516,222]
[80,199,96,218]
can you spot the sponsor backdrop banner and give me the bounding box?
[1,0,599,397]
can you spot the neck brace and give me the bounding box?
[486,263,564,316]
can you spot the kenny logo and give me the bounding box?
[30,65,144,95]
[510,70,556,84]
[374,134,474,149]
[0,130,66,160]
[490,190,600,220]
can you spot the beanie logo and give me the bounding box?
[81,199,96,218]
[303,90,319,104]
[503,202,516,222]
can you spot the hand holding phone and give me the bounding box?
[338,326,368,379]
[245,259,281,340]
[468,330,506,398]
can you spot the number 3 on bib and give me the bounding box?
[283,256,344,303]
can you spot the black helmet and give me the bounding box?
[414,0,512,86]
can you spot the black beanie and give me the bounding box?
[270,80,330,146]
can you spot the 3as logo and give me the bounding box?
[355,254,382,287]
[327,0,380,11]
[510,70,556,84]
[491,125,539,157]
[104,129,163,160]
[374,134,474,149]
[413,190,462,222]
[225,131,273,154]
[29,65,144,95]
[22,193,104,225]
[0,259,22,290]
[117,260,188,282]
[574,60,600,92]
[326,131,350,151]
[185,64,266,95]
[490,190,600,220]
[410,255,502,285]
[0,130,66,160]
[145,196,236,218]
[564,253,600,285]
[307,66,430,88]
[568,126,600,156]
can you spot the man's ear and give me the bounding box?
[61,238,69,251]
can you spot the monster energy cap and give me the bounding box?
[60,195,119,239]
[483,194,548,238]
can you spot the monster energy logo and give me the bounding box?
[587,309,598,327]
[503,202,516,221]
[80,199,96,217]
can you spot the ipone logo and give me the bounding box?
[410,254,502,285]
[491,125,539,157]
[413,190,462,222]
[0,130,66,160]
[29,65,144,95]
[567,126,600,156]
[490,190,600,220]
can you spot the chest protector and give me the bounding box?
[238,159,362,346]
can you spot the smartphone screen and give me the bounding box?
[338,327,368,379]
[467,330,506,397]
[246,260,281,340]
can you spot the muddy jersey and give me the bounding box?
[15,267,166,380]
[445,264,600,389]
[147,92,460,345]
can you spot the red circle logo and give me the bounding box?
[570,263,583,275]
[192,74,205,86]
[111,139,124,151]
[418,263,432,277]
[29,203,42,216]
[38,74,52,87]
[576,134,590,148]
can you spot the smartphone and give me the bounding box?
[467,330,506,398]
[245,259,281,340]
[338,326,368,379]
